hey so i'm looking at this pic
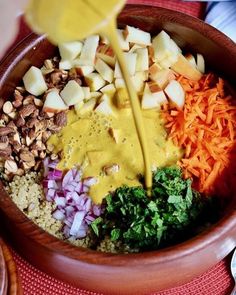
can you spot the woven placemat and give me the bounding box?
[13,251,234,295]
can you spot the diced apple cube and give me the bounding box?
[117,29,129,51]
[95,99,114,116]
[115,78,125,89]
[23,66,47,96]
[141,83,167,110]
[100,84,116,97]
[58,41,83,60]
[129,44,143,53]
[60,80,84,106]
[136,47,149,71]
[124,25,151,46]
[149,68,176,89]
[76,98,97,115]
[90,91,102,98]
[59,60,73,70]
[185,54,197,68]
[196,53,205,73]
[96,45,115,67]
[131,72,145,94]
[95,58,114,83]
[79,35,99,66]
[152,31,180,65]
[164,80,185,109]
[74,64,94,76]
[115,88,130,109]
[85,73,106,91]
[171,54,202,81]
[43,89,68,113]
[149,63,162,77]
[82,87,91,100]
[114,52,137,78]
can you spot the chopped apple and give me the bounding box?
[100,84,116,97]
[90,91,102,99]
[60,80,84,106]
[78,35,99,66]
[164,80,185,109]
[96,45,116,67]
[95,58,114,83]
[59,60,73,70]
[85,73,106,91]
[131,72,145,94]
[43,89,68,113]
[147,81,161,93]
[58,41,83,60]
[95,98,114,116]
[149,63,162,76]
[115,88,130,109]
[136,47,149,71]
[196,53,205,73]
[114,52,137,78]
[108,128,120,143]
[123,25,151,46]
[141,83,167,110]
[128,44,143,53]
[115,78,125,89]
[149,68,176,89]
[117,29,129,51]
[185,53,197,68]
[74,64,94,76]
[23,66,48,96]
[82,87,91,100]
[75,98,97,115]
[152,31,180,65]
[171,54,202,81]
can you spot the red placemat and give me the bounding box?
[2,1,234,295]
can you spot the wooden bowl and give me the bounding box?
[0,238,22,295]
[0,5,236,295]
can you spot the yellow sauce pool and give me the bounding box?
[48,109,182,204]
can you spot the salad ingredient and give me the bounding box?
[171,54,202,81]
[78,35,99,66]
[60,80,84,106]
[23,66,48,96]
[196,53,205,74]
[58,41,83,60]
[141,83,167,109]
[124,25,151,46]
[84,73,106,91]
[43,158,101,238]
[92,167,215,251]
[95,58,114,83]
[164,80,185,109]
[43,89,68,113]
[163,74,236,196]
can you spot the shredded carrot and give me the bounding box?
[162,75,236,196]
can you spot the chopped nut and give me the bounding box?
[15,87,25,96]
[25,135,34,146]
[12,100,22,108]
[50,71,62,84]
[15,116,25,127]
[34,160,41,171]
[0,126,15,136]
[5,159,18,173]
[7,121,17,130]
[31,149,38,157]
[103,163,120,175]
[0,136,9,149]
[22,160,35,170]
[8,111,17,119]
[39,151,46,159]
[44,59,54,70]
[15,168,24,176]
[0,146,12,158]
[26,118,39,129]
[20,150,35,162]
[0,114,9,123]
[54,111,67,127]
[31,140,46,151]
[33,98,43,107]
[12,141,21,153]
[42,130,51,142]
[30,109,39,118]
[19,104,36,118]
[0,98,4,109]
[3,101,13,114]
[23,95,34,105]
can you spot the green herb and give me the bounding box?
[91,167,218,251]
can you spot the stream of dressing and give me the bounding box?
[25,0,152,192]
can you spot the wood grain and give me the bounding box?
[0,244,7,295]
[0,5,236,295]
[0,238,22,295]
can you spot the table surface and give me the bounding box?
[1,1,235,294]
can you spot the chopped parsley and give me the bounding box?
[91,167,219,252]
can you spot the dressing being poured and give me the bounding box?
[25,0,152,192]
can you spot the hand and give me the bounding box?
[0,0,28,59]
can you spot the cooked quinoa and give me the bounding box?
[7,172,95,249]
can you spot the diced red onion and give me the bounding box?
[55,196,67,207]
[83,177,98,187]
[52,209,65,221]
[70,211,86,236]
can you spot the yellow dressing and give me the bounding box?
[48,109,182,204]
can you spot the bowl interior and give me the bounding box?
[0,6,236,294]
